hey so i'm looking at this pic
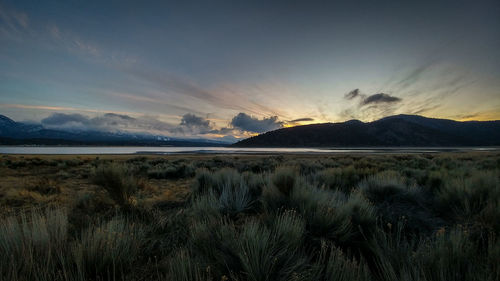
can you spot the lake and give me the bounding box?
[0,146,497,155]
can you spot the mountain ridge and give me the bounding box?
[233,115,500,147]
[0,114,229,146]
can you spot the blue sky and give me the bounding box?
[1,0,499,139]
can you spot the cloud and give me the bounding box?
[393,62,435,91]
[339,90,403,121]
[344,89,361,100]
[284,117,315,127]
[41,113,89,126]
[40,112,233,137]
[0,5,29,37]
[289,118,314,122]
[48,25,61,39]
[41,112,174,132]
[174,113,214,134]
[180,114,210,129]
[0,103,152,118]
[360,93,401,106]
[107,91,200,115]
[37,111,289,137]
[122,67,281,117]
[230,113,283,133]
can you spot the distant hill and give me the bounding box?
[0,114,228,146]
[233,115,500,147]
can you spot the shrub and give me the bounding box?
[2,153,500,280]
[72,218,145,279]
[191,168,241,196]
[359,172,441,235]
[148,163,195,179]
[415,229,487,281]
[219,181,256,217]
[189,219,240,278]
[165,250,207,281]
[91,163,139,207]
[191,168,214,195]
[307,243,371,281]
[143,210,190,257]
[242,171,265,198]
[272,166,297,196]
[367,223,421,281]
[487,237,500,281]
[270,210,306,249]
[237,218,307,281]
[435,171,499,221]
[287,182,353,245]
[191,182,257,220]
[0,209,71,280]
[339,192,376,243]
[358,172,408,203]
[190,191,223,221]
[316,166,369,193]
[191,169,261,218]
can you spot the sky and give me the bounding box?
[1,0,499,140]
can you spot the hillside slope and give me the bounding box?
[233,115,500,147]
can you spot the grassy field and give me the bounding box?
[0,152,499,281]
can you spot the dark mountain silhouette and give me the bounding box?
[233,114,500,147]
[0,114,227,146]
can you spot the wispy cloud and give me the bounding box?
[284,117,315,126]
[47,24,61,39]
[0,103,144,117]
[344,89,361,100]
[338,57,481,122]
[289,117,314,123]
[121,67,283,118]
[0,4,101,60]
[106,91,204,116]
[46,23,100,57]
[391,61,436,92]
[0,4,29,37]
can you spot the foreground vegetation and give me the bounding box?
[0,152,499,281]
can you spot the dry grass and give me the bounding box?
[0,152,499,281]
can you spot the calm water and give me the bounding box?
[0,146,497,155]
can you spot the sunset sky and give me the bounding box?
[1,0,499,140]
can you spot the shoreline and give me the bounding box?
[1,145,499,155]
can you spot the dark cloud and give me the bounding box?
[180,114,211,130]
[41,113,89,126]
[210,127,235,135]
[344,89,361,100]
[361,93,401,106]
[230,113,283,133]
[39,111,287,136]
[339,91,403,121]
[41,112,174,132]
[289,117,314,122]
[174,113,214,134]
[103,113,134,120]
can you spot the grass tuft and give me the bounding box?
[91,163,139,207]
